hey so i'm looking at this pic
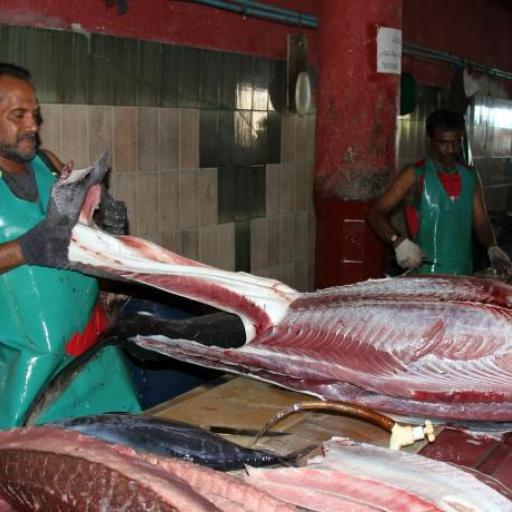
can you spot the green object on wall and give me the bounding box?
[400,73,417,115]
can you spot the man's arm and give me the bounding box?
[0,240,24,274]
[472,173,512,274]
[472,174,497,249]
[367,165,416,244]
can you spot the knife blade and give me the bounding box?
[208,425,291,437]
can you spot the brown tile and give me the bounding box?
[280,262,296,289]
[61,105,88,169]
[159,171,179,237]
[306,114,316,166]
[179,170,199,229]
[179,109,199,169]
[266,164,280,217]
[295,115,307,164]
[39,103,61,156]
[295,162,308,211]
[158,108,179,171]
[113,107,137,172]
[181,228,199,260]
[266,216,280,266]
[88,106,113,166]
[250,217,267,271]
[137,107,158,171]
[279,163,295,214]
[279,214,295,264]
[198,168,218,226]
[113,172,138,235]
[217,222,235,271]
[161,231,180,253]
[137,172,160,243]
[199,225,218,266]
[281,113,296,163]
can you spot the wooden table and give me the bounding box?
[146,375,425,458]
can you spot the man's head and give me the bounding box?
[0,63,41,167]
[426,109,465,168]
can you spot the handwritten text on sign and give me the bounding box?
[377,27,402,74]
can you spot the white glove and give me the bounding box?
[395,238,424,269]
[488,246,512,275]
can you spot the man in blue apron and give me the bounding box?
[367,108,512,276]
[0,62,141,428]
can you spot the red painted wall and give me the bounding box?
[403,0,512,88]
[0,0,318,60]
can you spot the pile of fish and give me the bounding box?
[244,437,512,511]
[62,155,512,421]
[0,425,295,511]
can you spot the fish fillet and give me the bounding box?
[62,162,512,421]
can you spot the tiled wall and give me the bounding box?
[1,24,316,291]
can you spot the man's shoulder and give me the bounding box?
[35,149,63,175]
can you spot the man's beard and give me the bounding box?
[0,133,41,163]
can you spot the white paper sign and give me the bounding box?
[377,27,402,74]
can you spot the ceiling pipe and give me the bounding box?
[188,1,512,82]
[187,0,317,28]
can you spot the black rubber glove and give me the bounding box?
[18,195,75,268]
[96,186,128,236]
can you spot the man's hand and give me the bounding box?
[395,238,424,269]
[488,246,512,276]
[18,204,73,269]
[96,186,128,236]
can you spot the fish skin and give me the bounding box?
[50,413,300,471]
[0,426,296,512]
[56,162,512,422]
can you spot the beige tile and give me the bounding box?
[199,225,218,266]
[294,211,309,292]
[295,258,308,292]
[281,113,296,163]
[217,223,235,271]
[180,228,199,260]
[158,108,179,171]
[266,216,280,267]
[39,103,61,156]
[179,109,199,169]
[137,107,158,171]
[266,163,280,217]
[279,214,295,264]
[88,106,113,166]
[61,105,88,169]
[160,171,179,237]
[199,168,218,226]
[113,107,137,172]
[137,172,160,243]
[279,163,295,214]
[179,170,199,229]
[113,172,138,235]
[306,162,314,211]
[250,217,267,270]
[295,114,307,164]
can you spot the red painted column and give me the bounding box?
[314,0,402,287]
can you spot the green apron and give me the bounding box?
[414,158,475,275]
[0,155,140,429]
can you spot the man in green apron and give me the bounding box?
[0,63,141,429]
[367,108,512,276]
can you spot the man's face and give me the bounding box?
[0,76,41,165]
[430,128,463,168]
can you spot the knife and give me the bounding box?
[208,425,291,437]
